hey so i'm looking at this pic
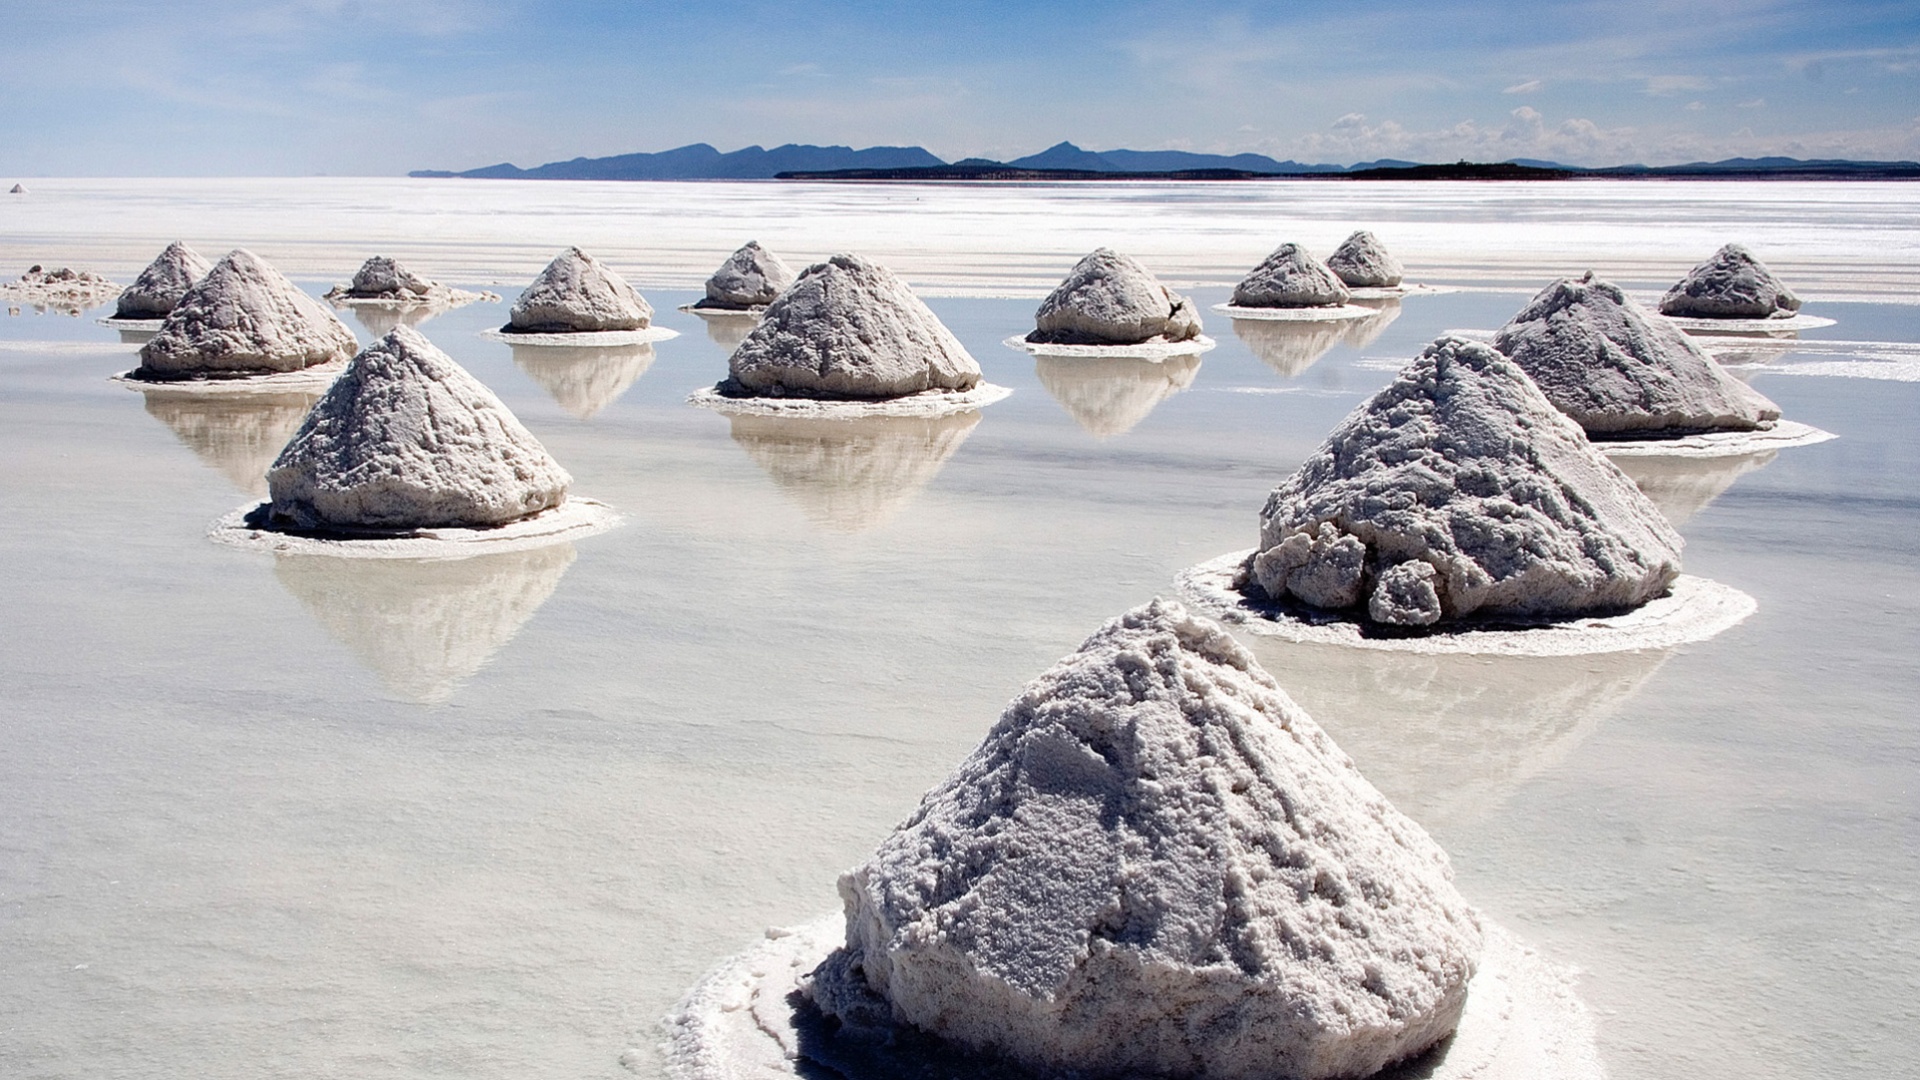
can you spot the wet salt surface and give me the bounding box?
[0,182,1916,1080]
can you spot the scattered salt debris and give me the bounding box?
[689,241,795,311]
[133,249,356,381]
[1660,243,1801,320]
[1493,272,1781,436]
[0,264,122,314]
[504,247,654,334]
[1232,242,1352,308]
[1026,248,1203,346]
[1245,335,1683,629]
[1327,230,1405,288]
[1032,352,1199,436]
[112,241,212,321]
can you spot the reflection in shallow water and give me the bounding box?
[1610,450,1778,526]
[1031,353,1200,438]
[1696,334,1802,380]
[510,342,656,419]
[1231,318,1348,377]
[273,544,576,704]
[1343,298,1403,349]
[342,302,441,338]
[693,310,758,352]
[728,410,982,532]
[139,388,321,496]
[1245,636,1672,830]
[115,326,159,346]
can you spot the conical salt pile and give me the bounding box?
[341,256,435,299]
[506,247,653,333]
[1232,243,1352,308]
[1494,272,1779,435]
[137,249,358,378]
[115,241,212,319]
[697,241,795,310]
[1248,336,1682,627]
[810,598,1482,1080]
[266,326,571,530]
[725,253,980,399]
[8,184,24,195]
[1027,248,1202,345]
[1659,244,1802,319]
[1326,230,1404,288]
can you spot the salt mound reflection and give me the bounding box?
[139,387,321,496]
[273,544,576,704]
[1343,298,1403,349]
[510,341,656,418]
[1231,318,1346,377]
[728,410,981,532]
[1032,353,1200,437]
[1610,449,1777,526]
[343,301,440,338]
[691,311,758,352]
[1245,636,1671,829]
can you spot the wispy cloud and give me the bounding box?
[1503,79,1543,94]
[1645,75,1714,95]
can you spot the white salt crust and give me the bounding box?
[661,915,1602,1080]
[98,316,167,330]
[1592,419,1836,458]
[1346,284,1448,300]
[677,303,762,316]
[1665,312,1836,334]
[112,360,346,395]
[1177,550,1754,656]
[1002,333,1217,360]
[325,287,495,309]
[479,325,679,347]
[1211,303,1379,322]
[688,382,1011,419]
[208,497,618,559]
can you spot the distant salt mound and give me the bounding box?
[506,247,653,333]
[1494,272,1780,435]
[265,326,571,531]
[1327,230,1404,288]
[1247,336,1682,628]
[136,249,356,379]
[1232,243,1352,308]
[1027,248,1202,346]
[8,184,24,194]
[336,256,433,299]
[115,241,212,319]
[695,241,796,310]
[723,253,980,399]
[809,598,1482,1080]
[1,264,121,312]
[1660,243,1802,320]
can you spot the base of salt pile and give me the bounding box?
[111,359,347,394]
[663,915,1603,1080]
[1176,550,1754,656]
[209,497,618,559]
[1593,419,1835,459]
[1211,301,1379,322]
[1343,283,1448,300]
[98,316,167,330]
[1002,332,1216,360]
[326,287,496,310]
[689,382,1011,419]
[678,301,766,316]
[480,324,678,347]
[1664,311,1836,334]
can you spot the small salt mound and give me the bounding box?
[1248,335,1682,627]
[1659,243,1803,319]
[266,326,571,531]
[810,598,1482,1080]
[115,241,212,319]
[507,247,653,333]
[1232,243,1352,308]
[725,253,980,399]
[1326,230,1405,288]
[1027,248,1202,346]
[137,249,356,379]
[338,256,434,299]
[8,184,24,195]
[697,241,795,310]
[1494,272,1780,435]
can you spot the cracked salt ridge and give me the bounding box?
[1175,550,1754,657]
[1002,333,1217,360]
[663,916,1604,1080]
[208,498,619,559]
[688,383,1012,419]
[111,360,346,394]
[479,325,678,347]
[1210,303,1380,322]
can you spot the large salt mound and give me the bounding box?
[265,326,570,531]
[724,253,980,399]
[1493,272,1780,435]
[1659,243,1802,320]
[1326,231,1404,288]
[115,241,212,319]
[1232,243,1352,308]
[697,241,796,310]
[1248,336,1683,628]
[1027,248,1202,346]
[507,247,653,333]
[137,249,357,378]
[810,598,1482,1080]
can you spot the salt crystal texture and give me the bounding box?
[1659,243,1803,319]
[725,253,980,399]
[137,249,356,378]
[507,247,653,333]
[1494,272,1780,435]
[1027,248,1203,345]
[810,598,1482,1080]
[697,241,795,310]
[339,256,434,299]
[1232,244,1352,308]
[115,241,212,319]
[266,326,571,530]
[1249,336,1682,627]
[1326,231,1405,288]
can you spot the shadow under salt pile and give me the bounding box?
[726,410,981,532]
[510,341,656,419]
[138,386,323,497]
[1032,352,1200,437]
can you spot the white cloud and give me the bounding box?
[1645,75,1713,95]
[1686,100,1706,111]
[1503,79,1542,94]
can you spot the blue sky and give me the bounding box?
[2,0,1916,174]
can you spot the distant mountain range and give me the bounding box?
[412,141,1920,181]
